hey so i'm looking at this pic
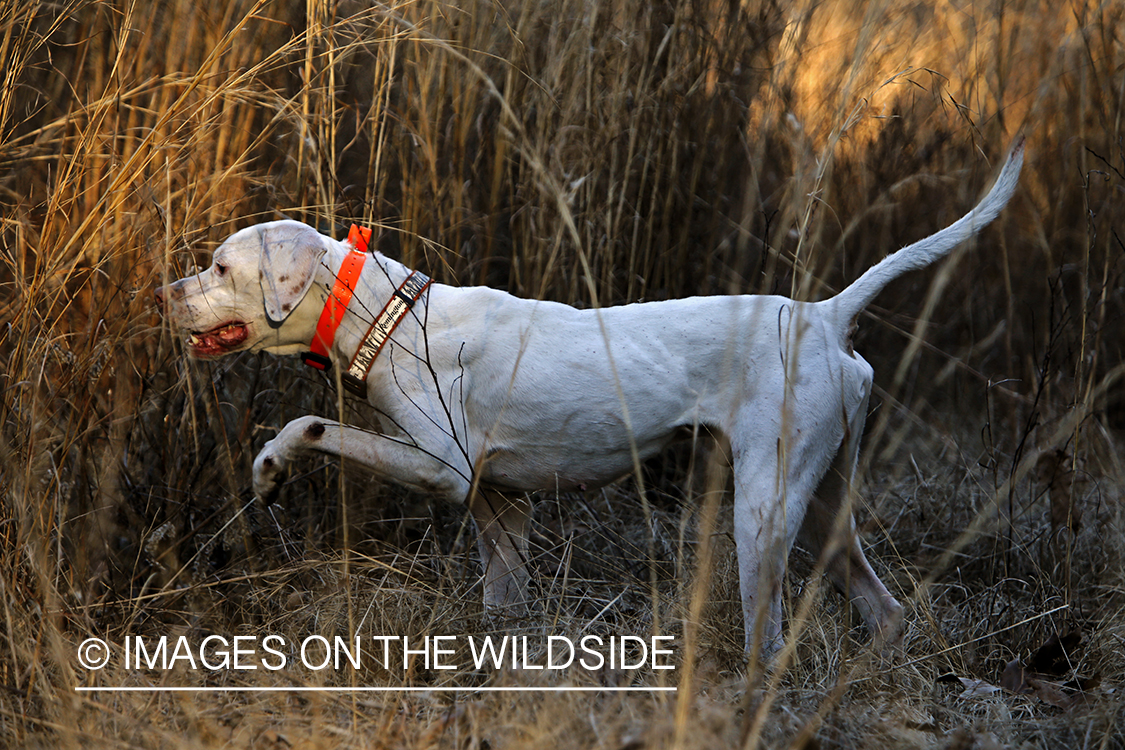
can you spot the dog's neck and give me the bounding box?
[303,238,426,376]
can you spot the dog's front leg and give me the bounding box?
[469,490,532,618]
[252,415,472,503]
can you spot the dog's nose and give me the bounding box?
[154,285,166,311]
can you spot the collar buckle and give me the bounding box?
[300,351,333,371]
[341,373,369,399]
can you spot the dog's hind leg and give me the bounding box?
[796,382,904,654]
[730,418,826,658]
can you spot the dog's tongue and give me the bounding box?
[215,325,245,345]
[191,323,248,355]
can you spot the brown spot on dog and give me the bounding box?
[278,274,289,283]
[305,422,326,439]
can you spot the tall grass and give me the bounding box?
[1,0,1123,747]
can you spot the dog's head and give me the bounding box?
[155,220,328,358]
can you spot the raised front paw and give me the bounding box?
[252,443,288,502]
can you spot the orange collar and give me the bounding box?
[301,224,432,399]
[301,224,371,371]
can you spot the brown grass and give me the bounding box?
[2,0,1124,747]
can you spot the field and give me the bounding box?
[2,0,1124,747]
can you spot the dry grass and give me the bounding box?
[2,0,1124,747]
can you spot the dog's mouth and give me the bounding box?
[187,321,250,357]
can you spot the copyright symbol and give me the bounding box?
[78,638,110,670]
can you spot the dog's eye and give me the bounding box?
[214,262,228,276]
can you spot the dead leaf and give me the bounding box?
[997,632,1096,710]
[1025,676,1075,709]
[956,677,1001,699]
[1027,631,1081,676]
[1000,657,1030,694]
[939,672,1006,700]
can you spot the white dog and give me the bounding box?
[156,140,1023,656]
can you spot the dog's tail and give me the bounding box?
[826,137,1024,328]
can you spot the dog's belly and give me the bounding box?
[478,433,674,492]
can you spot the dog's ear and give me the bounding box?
[257,223,326,323]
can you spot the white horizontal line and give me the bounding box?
[75,686,676,693]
